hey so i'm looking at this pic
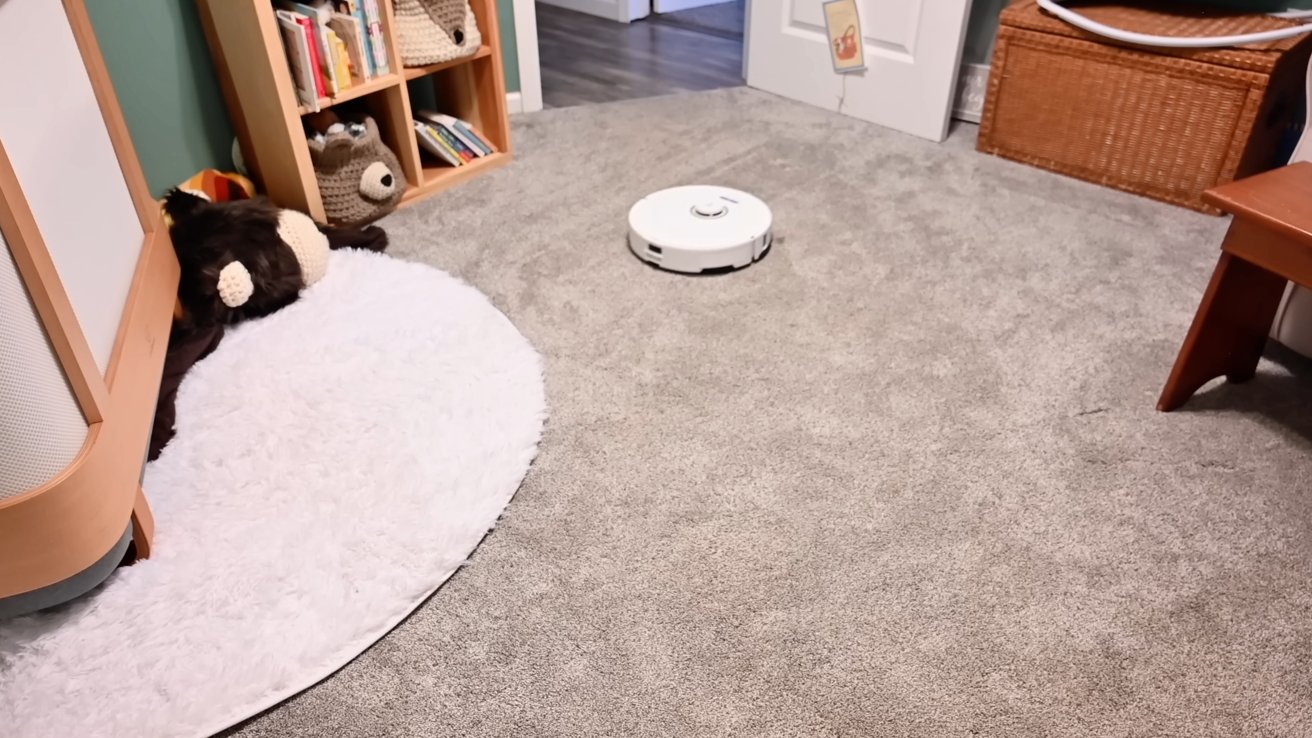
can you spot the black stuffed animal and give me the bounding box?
[150,190,388,460]
[163,189,387,328]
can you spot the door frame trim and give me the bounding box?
[512,0,543,112]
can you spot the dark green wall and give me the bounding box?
[87,0,522,197]
[86,0,236,196]
[499,0,520,92]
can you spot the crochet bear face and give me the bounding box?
[307,116,405,228]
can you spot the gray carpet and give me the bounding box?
[231,88,1312,736]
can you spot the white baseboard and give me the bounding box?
[535,0,645,22]
[652,0,731,12]
[506,91,524,115]
[953,63,990,124]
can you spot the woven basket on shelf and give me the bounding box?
[394,0,482,67]
[978,1,1312,213]
[306,117,404,227]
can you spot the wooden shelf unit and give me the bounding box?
[196,0,511,223]
[297,72,401,115]
[403,44,492,81]
[409,151,505,203]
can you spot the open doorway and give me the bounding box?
[508,0,981,142]
[529,0,745,108]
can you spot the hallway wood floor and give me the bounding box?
[536,3,744,109]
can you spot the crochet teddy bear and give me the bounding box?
[306,115,405,227]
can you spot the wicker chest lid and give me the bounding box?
[1001,0,1307,73]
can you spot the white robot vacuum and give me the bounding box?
[628,185,773,274]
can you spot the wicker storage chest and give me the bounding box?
[978,1,1312,213]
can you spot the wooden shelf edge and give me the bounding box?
[400,151,510,206]
[401,46,493,81]
[298,73,403,115]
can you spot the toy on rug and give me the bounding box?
[164,189,387,326]
[306,112,404,227]
[149,189,388,460]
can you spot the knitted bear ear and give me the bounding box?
[318,135,357,168]
[306,134,325,163]
[216,260,254,308]
[363,117,383,148]
[306,133,354,168]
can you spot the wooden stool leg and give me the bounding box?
[130,486,155,560]
[1158,252,1287,411]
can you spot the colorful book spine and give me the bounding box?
[413,121,461,166]
[417,111,488,157]
[363,0,389,75]
[355,6,375,76]
[329,31,352,88]
[447,123,488,156]
[452,120,494,154]
[343,1,375,76]
[343,13,371,80]
[292,13,326,97]
[275,10,319,109]
[425,124,465,163]
[279,2,337,94]
[433,124,475,162]
[320,27,339,94]
[332,2,372,79]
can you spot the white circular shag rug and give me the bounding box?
[0,249,547,738]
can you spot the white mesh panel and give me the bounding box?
[0,0,142,374]
[0,233,87,499]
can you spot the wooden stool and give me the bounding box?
[1159,162,1312,411]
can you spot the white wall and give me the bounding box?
[0,0,143,375]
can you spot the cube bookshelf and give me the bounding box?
[196,0,511,222]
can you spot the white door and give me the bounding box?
[746,0,974,141]
[536,0,648,23]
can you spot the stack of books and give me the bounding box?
[412,111,498,168]
[275,0,391,110]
